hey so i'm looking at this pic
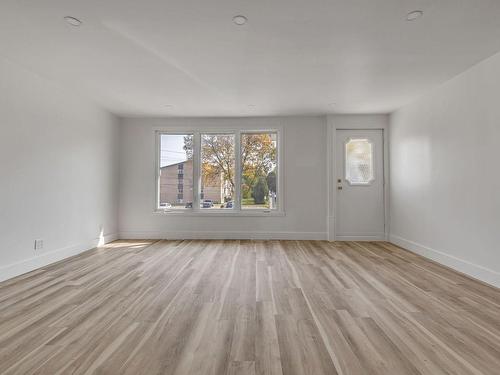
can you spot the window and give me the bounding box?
[345,138,374,185]
[241,132,278,209]
[158,134,193,208]
[201,134,235,209]
[156,129,281,214]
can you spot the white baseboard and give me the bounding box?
[335,234,387,241]
[119,230,327,241]
[327,216,335,241]
[389,234,500,289]
[0,233,118,283]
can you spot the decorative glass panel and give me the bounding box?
[345,138,374,185]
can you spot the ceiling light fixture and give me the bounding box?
[406,10,423,21]
[64,16,82,27]
[233,15,248,26]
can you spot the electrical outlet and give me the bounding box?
[34,239,43,250]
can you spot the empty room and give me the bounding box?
[1,0,500,374]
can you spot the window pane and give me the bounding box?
[241,132,278,209]
[159,134,193,209]
[201,134,235,209]
[345,138,374,184]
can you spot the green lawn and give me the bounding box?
[242,198,269,209]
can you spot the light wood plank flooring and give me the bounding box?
[1,240,500,374]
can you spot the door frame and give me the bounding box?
[326,115,390,241]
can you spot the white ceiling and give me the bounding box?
[2,0,500,117]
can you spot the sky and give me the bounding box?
[160,134,190,167]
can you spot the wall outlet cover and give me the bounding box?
[34,239,44,250]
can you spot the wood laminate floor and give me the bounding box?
[1,240,500,375]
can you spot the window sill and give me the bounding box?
[153,209,285,217]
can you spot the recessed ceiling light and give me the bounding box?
[406,10,423,21]
[233,15,248,26]
[64,16,82,27]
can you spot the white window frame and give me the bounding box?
[154,126,284,217]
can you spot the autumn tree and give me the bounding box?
[187,133,277,201]
[241,133,276,200]
[241,133,276,179]
[252,176,269,204]
[266,171,276,193]
[201,135,236,198]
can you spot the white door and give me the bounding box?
[335,129,385,240]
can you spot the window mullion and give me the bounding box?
[234,131,242,212]
[155,131,161,210]
[193,132,201,213]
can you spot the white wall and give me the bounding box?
[0,58,120,282]
[390,51,500,287]
[118,116,328,239]
[330,114,389,130]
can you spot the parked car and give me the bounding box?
[159,202,172,209]
[221,201,233,209]
[185,202,193,208]
[202,199,213,208]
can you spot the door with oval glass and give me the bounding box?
[335,129,385,240]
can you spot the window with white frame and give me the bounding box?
[156,129,280,213]
[200,133,236,209]
[241,132,278,210]
[158,134,194,209]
